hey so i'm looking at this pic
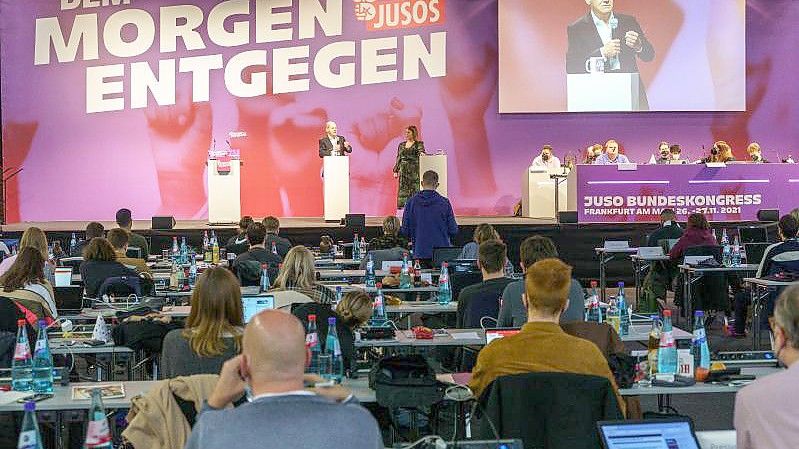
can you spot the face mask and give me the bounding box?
[672,153,680,160]
[751,154,760,161]
[542,154,550,161]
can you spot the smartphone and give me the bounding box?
[83,339,106,346]
[17,393,53,403]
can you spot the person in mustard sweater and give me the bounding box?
[468,258,625,414]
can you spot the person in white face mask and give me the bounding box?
[734,285,799,449]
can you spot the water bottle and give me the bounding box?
[17,401,44,449]
[180,237,188,264]
[711,228,718,244]
[657,310,678,375]
[271,241,278,255]
[503,259,514,278]
[212,240,220,264]
[210,230,217,246]
[413,259,422,286]
[399,253,412,289]
[370,283,387,326]
[692,310,711,380]
[325,317,344,382]
[720,228,729,246]
[32,320,53,394]
[606,298,620,334]
[306,315,321,374]
[352,233,361,261]
[188,255,197,287]
[359,237,367,261]
[722,244,732,267]
[334,286,343,305]
[202,230,209,251]
[617,282,630,336]
[84,388,113,449]
[171,236,179,256]
[364,253,376,288]
[12,320,33,392]
[260,264,271,292]
[585,281,603,323]
[69,232,78,255]
[647,315,661,378]
[437,262,452,305]
[731,235,741,266]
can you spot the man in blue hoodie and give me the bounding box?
[401,170,458,262]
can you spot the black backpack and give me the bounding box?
[369,354,444,409]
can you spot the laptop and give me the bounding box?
[54,267,73,287]
[598,418,701,449]
[484,328,521,345]
[745,243,771,265]
[738,226,768,244]
[54,286,84,314]
[241,295,275,323]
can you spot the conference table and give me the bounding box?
[743,277,799,350]
[595,246,639,301]
[678,264,758,321]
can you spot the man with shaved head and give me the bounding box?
[185,310,382,449]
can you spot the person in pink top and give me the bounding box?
[668,213,718,261]
[735,285,799,449]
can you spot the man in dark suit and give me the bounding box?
[566,0,654,108]
[318,121,352,158]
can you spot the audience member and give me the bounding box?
[458,240,515,329]
[0,227,55,285]
[746,142,769,163]
[593,140,630,165]
[0,247,57,320]
[161,267,244,378]
[367,216,409,252]
[647,209,683,247]
[497,236,585,327]
[272,246,336,304]
[459,223,499,260]
[791,207,799,223]
[72,221,104,257]
[79,238,139,298]
[232,223,282,287]
[263,216,292,258]
[185,310,383,449]
[106,228,152,274]
[335,291,373,330]
[115,208,150,257]
[735,286,799,449]
[469,259,624,412]
[226,216,254,257]
[400,170,458,262]
[668,213,717,261]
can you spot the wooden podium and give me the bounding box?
[419,154,447,196]
[567,73,641,112]
[323,156,350,221]
[521,166,566,219]
[207,159,241,224]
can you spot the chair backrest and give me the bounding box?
[97,275,142,299]
[474,372,623,449]
[270,290,314,310]
[683,245,722,263]
[432,246,463,267]
[235,260,279,287]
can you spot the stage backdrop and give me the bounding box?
[1,0,798,222]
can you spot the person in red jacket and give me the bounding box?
[669,213,717,261]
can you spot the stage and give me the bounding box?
[1,216,772,287]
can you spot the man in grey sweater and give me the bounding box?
[497,236,585,326]
[185,310,383,449]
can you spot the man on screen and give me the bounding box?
[318,121,352,158]
[593,140,630,165]
[566,0,655,108]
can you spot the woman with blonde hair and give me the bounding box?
[336,291,373,329]
[272,246,335,304]
[459,223,500,260]
[161,267,244,378]
[0,227,54,282]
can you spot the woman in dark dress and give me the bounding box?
[392,125,426,209]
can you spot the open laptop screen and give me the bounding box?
[484,328,521,345]
[242,295,275,323]
[598,419,700,449]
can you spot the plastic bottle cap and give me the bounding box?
[376,282,382,288]
[590,281,598,287]
[308,314,316,320]
[328,317,336,324]
[663,310,672,316]
[24,401,35,412]
[17,319,25,326]
[694,310,704,317]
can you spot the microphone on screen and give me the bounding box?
[608,17,619,69]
